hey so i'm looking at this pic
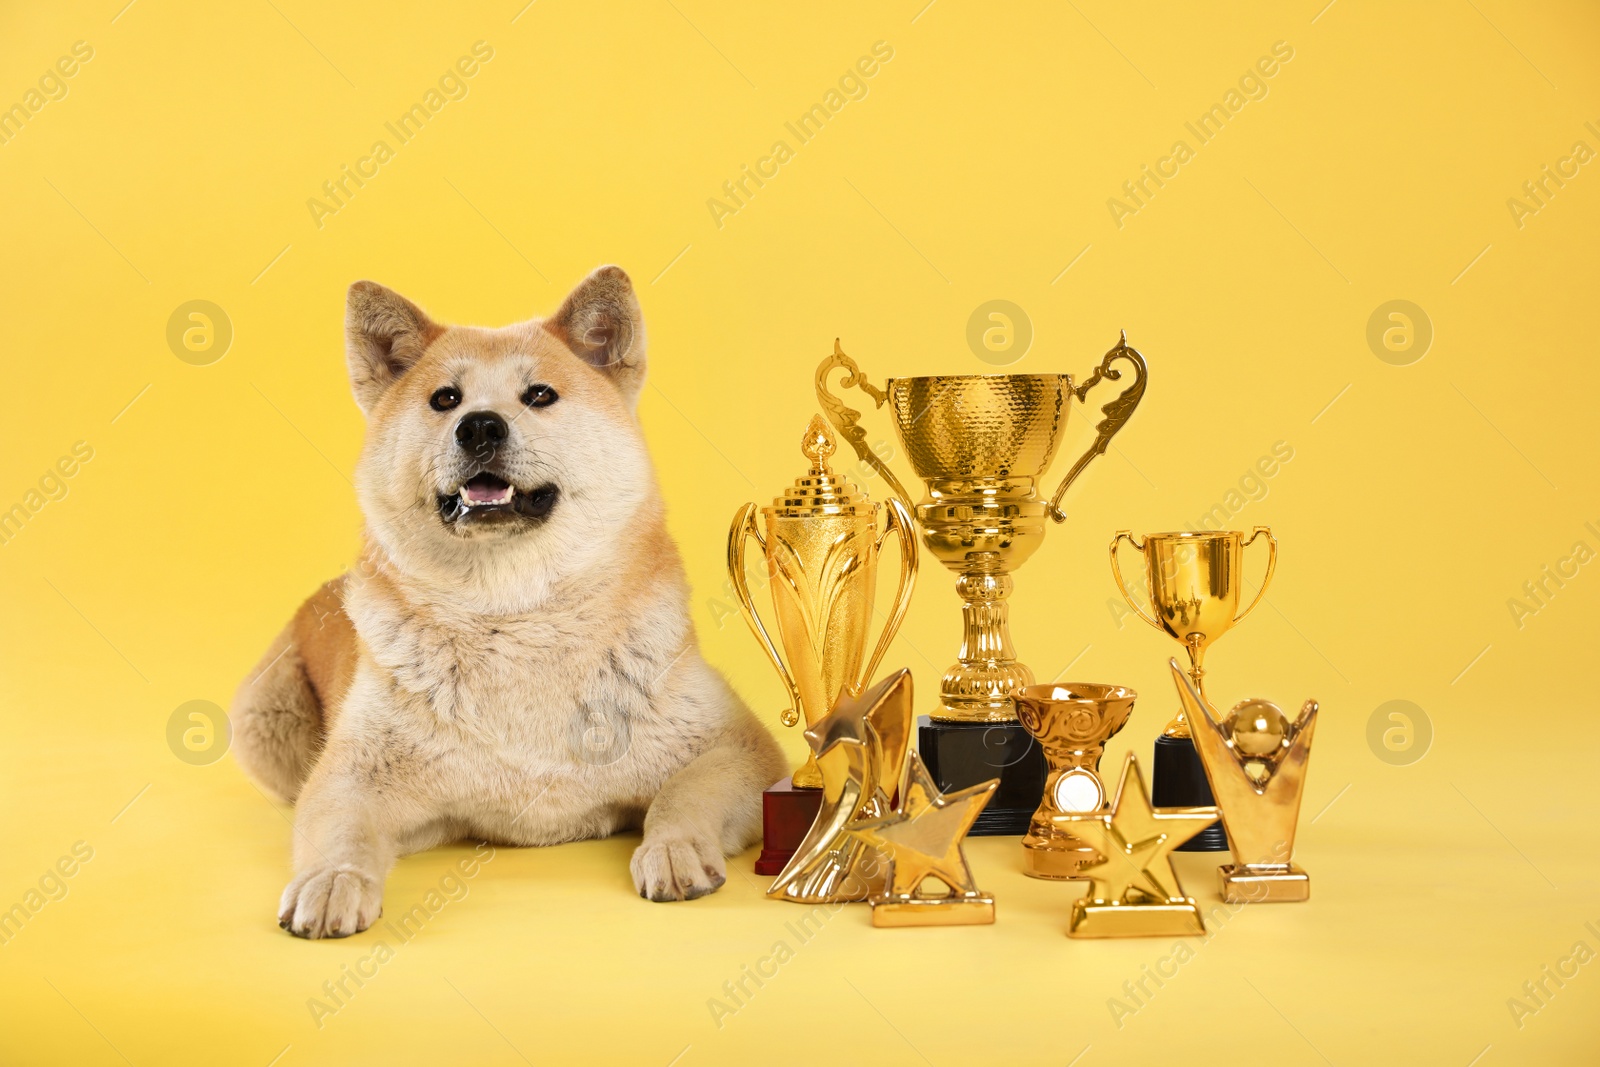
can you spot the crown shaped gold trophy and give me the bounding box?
[729,416,917,874]
[816,335,1147,834]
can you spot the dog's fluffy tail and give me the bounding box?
[231,579,352,802]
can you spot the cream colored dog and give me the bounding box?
[233,267,785,938]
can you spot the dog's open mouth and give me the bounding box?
[438,473,559,528]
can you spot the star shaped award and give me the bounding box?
[1056,752,1217,938]
[766,670,916,905]
[848,749,998,927]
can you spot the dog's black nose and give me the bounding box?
[455,410,508,456]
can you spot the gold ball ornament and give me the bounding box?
[780,707,800,728]
[1228,699,1288,756]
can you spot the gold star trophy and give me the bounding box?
[848,749,998,927]
[767,670,916,904]
[1056,753,1217,937]
[1171,660,1319,903]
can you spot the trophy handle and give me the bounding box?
[727,503,803,727]
[1109,530,1162,632]
[1233,525,1278,623]
[857,497,919,692]
[814,339,916,513]
[1047,332,1150,523]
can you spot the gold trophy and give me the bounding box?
[1013,682,1137,878]
[1109,527,1277,850]
[769,670,916,904]
[729,415,917,790]
[1056,753,1217,938]
[817,334,1147,834]
[1171,660,1319,902]
[848,749,998,927]
[819,335,1147,722]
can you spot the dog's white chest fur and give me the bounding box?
[342,578,709,847]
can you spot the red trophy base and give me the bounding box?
[754,776,823,875]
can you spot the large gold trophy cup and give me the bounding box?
[816,334,1148,833]
[1110,527,1277,850]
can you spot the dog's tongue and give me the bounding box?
[462,473,513,504]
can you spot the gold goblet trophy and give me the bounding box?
[1013,682,1137,878]
[1109,527,1277,850]
[729,416,917,873]
[817,334,1148,834]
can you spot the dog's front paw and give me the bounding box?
[631,832,727,902]
[278,865,383,938]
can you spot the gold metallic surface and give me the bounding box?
[1216,864,1310,903]
[1171,660,1318,904]
[728,416,917,787]
[768,670,916,904]
[1056,753,1216,937]
[1109,526,1277,737]
[848,749,998,927]
[817,336,1147,722]
[1014,682,1137,878]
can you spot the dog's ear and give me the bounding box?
[543,266,646,406]
[345,281,441,414]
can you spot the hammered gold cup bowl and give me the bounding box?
[886,373,1064,586]
[817,336,1148,723]
[1014,682,1137,878]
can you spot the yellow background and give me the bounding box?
[2,1,1597,1063]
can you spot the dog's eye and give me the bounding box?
[522,384,559,408]
[429,386,462,412]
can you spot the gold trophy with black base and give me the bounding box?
[1110,527,1276,851]
[817,334,1148,834]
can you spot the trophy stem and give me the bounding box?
[792,752,823,789]
[1163,637,1206,739]
[936,553,1034,722]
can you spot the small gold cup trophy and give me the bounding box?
[816,335,1148,834]
[729,416,917,874]
[1013,682,1137,878]
[1170,660,1319,902]
[1109,527,1277,850]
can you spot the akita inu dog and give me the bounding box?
[233,266,786,938]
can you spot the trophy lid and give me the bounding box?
[769,415,877,518]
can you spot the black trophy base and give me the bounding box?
[1152,733,1228,851]
[917,715,1047,836]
